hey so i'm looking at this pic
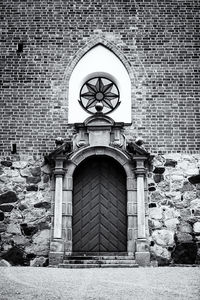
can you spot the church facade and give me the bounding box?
[0,0,199,267]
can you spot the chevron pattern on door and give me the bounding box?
[73,156,127,253]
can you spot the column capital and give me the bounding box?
[135,169,146,176]
[54,156,65,177]
[134,156,147,176]
[54,170,65,177]
[55,156,66,165]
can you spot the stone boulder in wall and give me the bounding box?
[152,229,175,247]
[25,229,50,256]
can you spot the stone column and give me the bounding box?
[137,174,145,239]
[134,157,150,266]
[53,158,65,238]
[49,156,65,265]
[53,178,62,238]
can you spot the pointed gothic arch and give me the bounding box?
[67,39,132,123]
[65,37,134,82]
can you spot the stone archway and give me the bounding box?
[48,115,151,266]
[62,145,137,257]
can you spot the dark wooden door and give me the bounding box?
[73,156,127,253]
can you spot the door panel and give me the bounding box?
[73,156,127,253]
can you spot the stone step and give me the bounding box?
[59,264,100,269]
[63,259,136,264]
[71,252,127,257]
[60,255,138,268]
[64,256,135,260]
[59,263,138,269]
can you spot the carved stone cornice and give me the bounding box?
[45,140,73,163]
[126,141,150,157]
[126,142,154,172]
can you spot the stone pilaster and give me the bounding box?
[134,157,150,266]
[49,156,65,265]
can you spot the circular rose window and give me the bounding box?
[79,77,120,114]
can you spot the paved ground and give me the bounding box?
[0,267,199,300]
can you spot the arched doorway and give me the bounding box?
[72,155,127,254]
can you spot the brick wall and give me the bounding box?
[1,0,199,155]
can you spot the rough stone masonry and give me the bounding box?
[0,153,199,266]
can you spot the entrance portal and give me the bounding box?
[72,156,127,254]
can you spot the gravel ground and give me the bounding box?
[0,267,199,300]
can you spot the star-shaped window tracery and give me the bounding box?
[79,77,120,114]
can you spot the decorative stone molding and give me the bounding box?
[48,116,152,266]
[73,114,126,151]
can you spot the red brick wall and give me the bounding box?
[1,0,199,155]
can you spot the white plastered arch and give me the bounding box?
[68,44,132,123]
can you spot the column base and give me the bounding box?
[49,239,65,266]
[49,252,64,266]
[135,252,150,267]
[135,238,150,266]
[136,238,149,252]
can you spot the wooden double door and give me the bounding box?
[72,156,127,254]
